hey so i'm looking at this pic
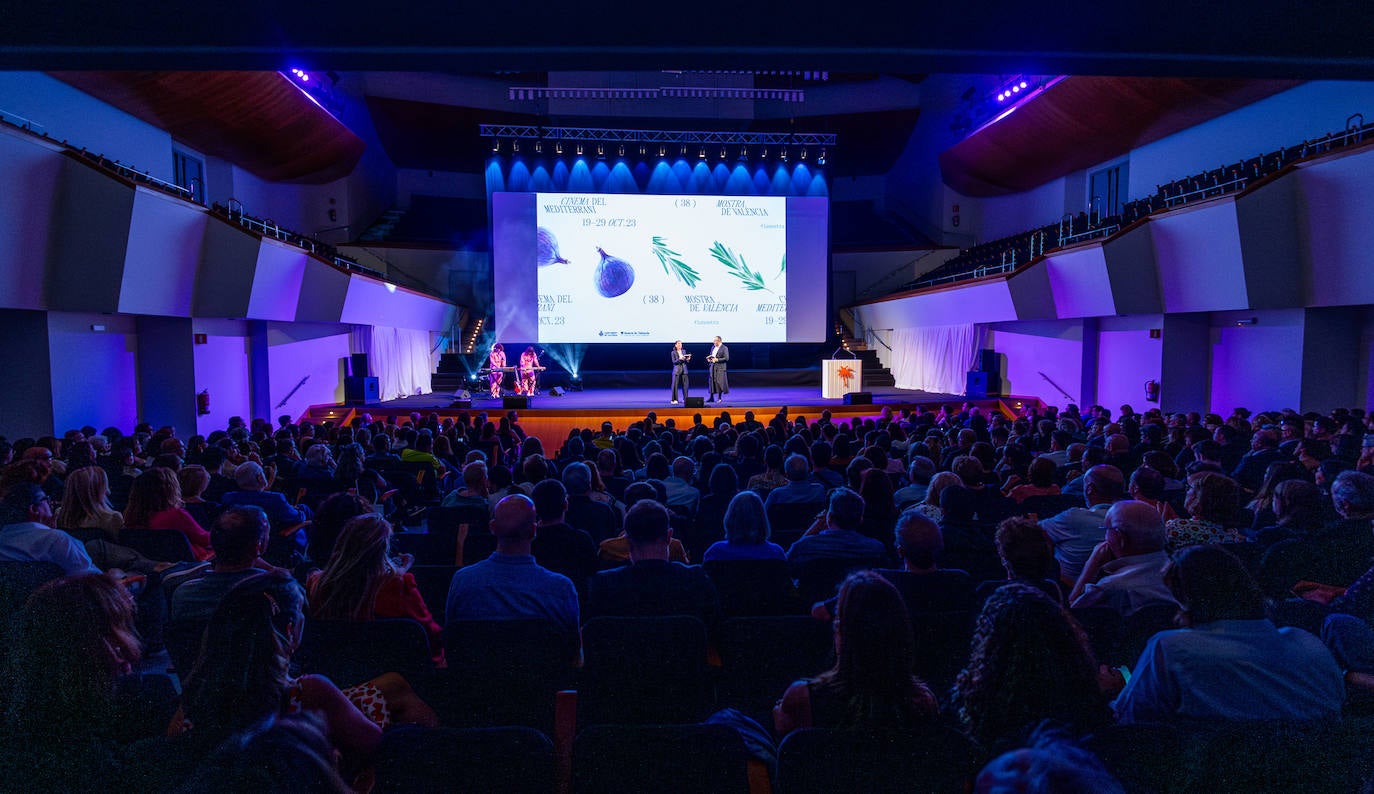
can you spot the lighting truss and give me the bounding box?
[508,86,805,102]
[479,124,836,147]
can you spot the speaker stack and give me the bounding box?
[965,348,1002,399]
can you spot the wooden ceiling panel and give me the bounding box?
[52,71,365,183]
[939,76,1299,197]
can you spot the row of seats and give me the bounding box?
[897,115,1374,293]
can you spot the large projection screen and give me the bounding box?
[492,192,827,343]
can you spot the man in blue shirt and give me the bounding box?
[168,506,276,623]
[764,454,827,509]
[786,487,888,570]
[446,494,580,637]
[220,462,311,526]
[0,481,99,575]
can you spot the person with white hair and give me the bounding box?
[219,461,311,526]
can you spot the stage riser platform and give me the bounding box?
[312,386,1039,450]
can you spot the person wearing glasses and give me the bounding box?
[0,480,100,574]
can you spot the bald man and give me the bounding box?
[1039,464,1127,583]
[1069,500,1177,615]
[445,494,580,636]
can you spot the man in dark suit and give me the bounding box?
[585,499,719,627]
[706,336,729,404]
[1231,428,1290,493]
[670,340,691,405]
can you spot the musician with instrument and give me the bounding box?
[487,343,506,398]
[517,346,544,396]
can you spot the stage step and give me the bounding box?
[437,353,467,374]
[432,373,475,393]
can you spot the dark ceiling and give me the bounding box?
[3,0,1372,78]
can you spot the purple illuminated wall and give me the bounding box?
[193,333,252,436]
[988,320,1083,405]
[47,313,138,433]
[267,327,350,420]
[1208,309,1304,414]
[1096,316,1163,414]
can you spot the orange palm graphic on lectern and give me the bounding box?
[837,365,855,388]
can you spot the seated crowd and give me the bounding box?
[1,401,1373,791]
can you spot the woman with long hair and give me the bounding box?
[123,467,213,561]
[178,464,218,531]
[57,465,124,536]
[951,582,1110,750]
[910,471,961,522]
[857,467,897,542]
[176,572,384,761]
[306,514,444,665]
[774,571,937,735]
[1246,461,1307,531]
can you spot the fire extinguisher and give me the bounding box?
[1144,380,1160,403]
[197,390,211,416]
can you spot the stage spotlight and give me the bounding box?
[801,148,808,160]
[997,92,1005,101]
[739,146,748,161]
[760,147,768,159]
[719,147,727,160]
[1012,85,1020,93]
[680,144,687,156]
[780,148,788,161]
[596,144,605,160]
[698,147,706,159]
[817,148,826,165]
[618,144,625,157]
[512,139,520,152]
[1020,81,1028,88]
[555,141,563,154]
[535,140,543,153]
[576,143,584,156]
[639,143,646,156]
[492,139,500,152]
[659,145,666,157]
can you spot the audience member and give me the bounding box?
[702,490,786,562]
[529,479,599,595]
[952,582,1110,750]
[0,480,100,574]
[1039,465,1125,583]
[1164,472,1245,552]
[774,571,938,735]
[123,467,213,560]
[169,507,275,624]
[1114,545,1343,725]
[445,494,580,636]
[306,514,443,665]
[586,499,719,626]
[786,487,887,571]
[1069,500,1177,615]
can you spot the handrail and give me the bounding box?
[865,328,893,352]
[0,107,45,134]
[1162,176,1248,208]
[276,375,311,409]
[1059,224,1120,247]
[1038,371,1074,403]
[857,249,948,299]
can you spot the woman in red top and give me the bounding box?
[123,467,213,561]
[306,514,444,666]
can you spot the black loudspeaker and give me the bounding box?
[966,371,991,399]
[685,396,705,408]
[452,390,472,400]
[349,353,370,378]
[549,387,566,397]
[843,392,873,405]
[978,348,998,373]
[503,396,530,409]
[344,376,379,405]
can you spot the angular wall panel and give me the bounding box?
[1149,200,1249,313]
[194,220,259,318]
[1044,246,1115,319]
[246,240,308,321]
[47,156,133,313]
[0,130,62,310]
[118,187,207,317]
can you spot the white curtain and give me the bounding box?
[886,324,986,395]
[352,326,434,401]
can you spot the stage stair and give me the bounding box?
[835,320,896,389]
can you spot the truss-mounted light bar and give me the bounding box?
[508,86,806,102]
[478,124,836,147]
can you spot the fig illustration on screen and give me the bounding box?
[536,227,569,267]
[594,246,635,298]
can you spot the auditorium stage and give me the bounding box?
[310,385,1036,449]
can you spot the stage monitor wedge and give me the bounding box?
[685,396,705,408]
[492,192,828,344]
[503,396,531,410]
